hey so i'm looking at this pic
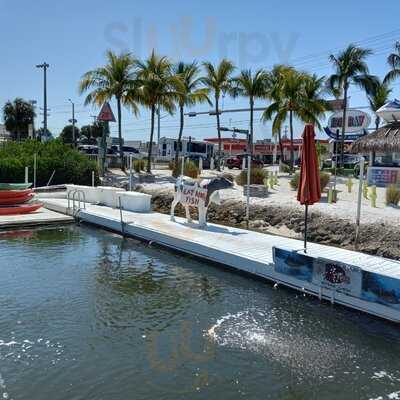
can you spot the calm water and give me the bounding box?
[1,225,400,400]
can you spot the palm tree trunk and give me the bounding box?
[289,110,294,171]
[341,84,348,169]
[249,97,254,156]
[278,128,284,163]
[147,105,155,173]
[117,97,124,172]
[174,105,184,168]
[215,96,221,171]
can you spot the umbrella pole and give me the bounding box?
[304,204,309,253]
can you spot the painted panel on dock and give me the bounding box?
[273,248,363,296]
[361,272,400,309]
[313,259,362,297]
[273,247,314,282]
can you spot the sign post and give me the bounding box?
[97,102,116,177]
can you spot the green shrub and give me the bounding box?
[290,171,331,191]
[235,168,268,186]
[133,159,146,172]
[320,172,331,190]
[386,184,400,206]
[280,163,292,173]
[289,173,300,190]
[0,139,99,186]
[170,160,199,178]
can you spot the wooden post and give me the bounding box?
[246,155,251,229]
[33,153,37,188]
[355,157,365,249]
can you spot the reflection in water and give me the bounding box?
[2,225,400,400]
[93,234,222,333]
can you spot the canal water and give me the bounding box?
[1,225,400,400]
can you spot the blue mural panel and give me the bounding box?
[361,272,400,309]
[274,248,314,282]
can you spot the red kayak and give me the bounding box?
[0,189,32,199]
[0,193,34,205]
[0,203,42,215]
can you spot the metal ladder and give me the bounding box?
[67,189,86,219]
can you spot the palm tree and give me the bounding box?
[134,51,178,173]
[263,69,329,170]
[232,69,268,155]
[79,50,138,170]
[262,65,295,163]
[368,79,392,130]
[384,41,400,85]
[2,98,35,141]
[173,62,210,167]
[328,44,378,167]
[202,59,235,169]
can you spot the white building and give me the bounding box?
[158,137,215,160]
[0,124,10,143]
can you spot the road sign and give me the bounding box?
[98,102,116,122]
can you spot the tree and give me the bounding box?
[134,51,178,173]
[384,41,400,85]
[80,122,103,141]
[232,68,268,155]
[262,65,295,163]
[59,125,80,144]
[202,59,235,169]
[173,61,210,167]
[328,44,378,167]
[263,69,330,170]
[2,98,35,141]
[368,79,392,130]
[79,50,138,170]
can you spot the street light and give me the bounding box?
[36,62,49,140]
[68,99,77,147]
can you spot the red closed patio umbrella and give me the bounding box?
[297,124,321,252]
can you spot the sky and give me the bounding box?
[1,0,400,143]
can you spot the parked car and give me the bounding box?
[323,154,361,169]
[226,154,264,169]
[111,145,140,155]
[78,145,116,155]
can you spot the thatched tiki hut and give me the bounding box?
[351,122,400,156]
[351,122,400,186]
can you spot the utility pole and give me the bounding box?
[68,99,77,147]
[36,62,49,140]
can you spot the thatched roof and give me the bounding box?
[351,123,400,153]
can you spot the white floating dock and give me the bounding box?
[0,206,73,229]
[41,197,400,323]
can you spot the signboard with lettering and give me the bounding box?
[367,166,400,186]
[328,109,371,134]
[181,185,208,207]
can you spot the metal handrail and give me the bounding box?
[67,189,86,216]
